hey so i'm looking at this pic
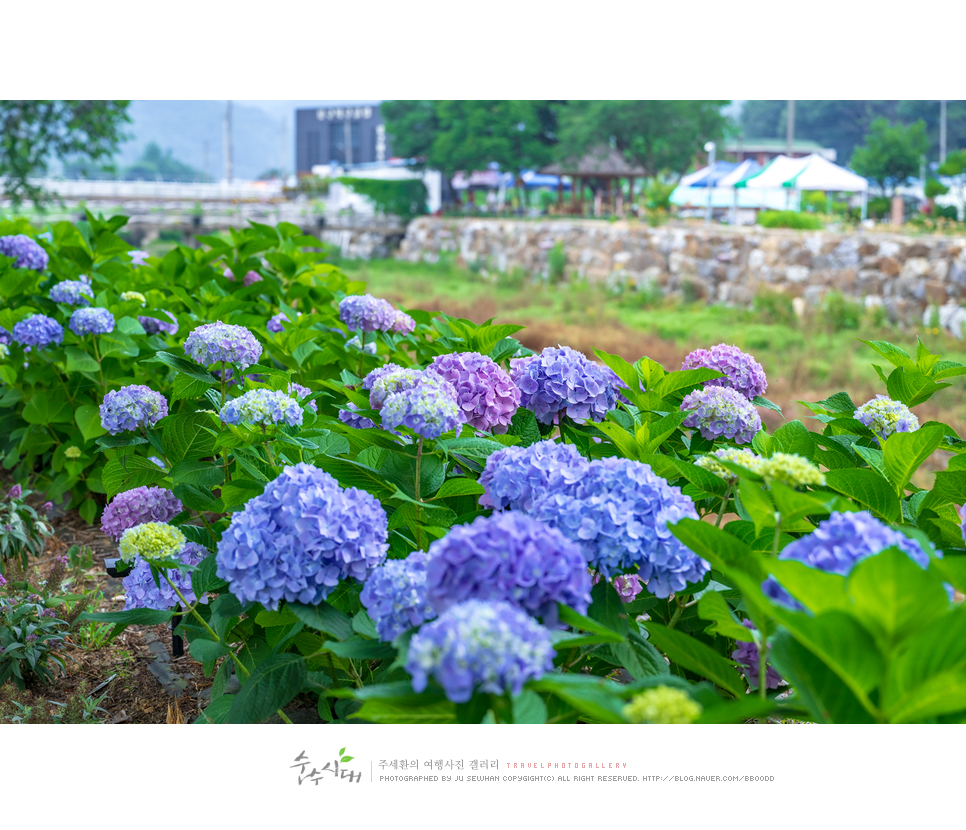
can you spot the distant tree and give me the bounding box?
[555,101,730,179]
[0,100,130,206]
[851,118,930,198]
[122,142,207,182]
[381,101,439,161]
[256,168,283,181]
[937,149,966,220]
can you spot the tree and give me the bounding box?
[121,142,207,182]
[851,118,930,198]
[381,100,439,162]
[555,101,730,179]
[0,100,130,206]
[937,149,966,220]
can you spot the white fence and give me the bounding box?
[14,178,284,202]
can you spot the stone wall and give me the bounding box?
[398,218,966,327]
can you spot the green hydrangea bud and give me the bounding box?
[121,291,147,306]
[758,452,826,489]
[65,446,82,459]
[624,685,703,724]
[119,522,186,563]
[695,447,763,482]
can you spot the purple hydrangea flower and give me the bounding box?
[0,235,48,271]
[243,270,262,286]
[391,310,416,335]
[101,486,184,541]
[267,312,289,333]
[219,388,303,428]
[123,542,209,611]
[184,321,262,370]
[68,307,115,336]
[427,352,521,432]
[287,382,317,414]
[681,344,767,400]
[479,441,589,511]
[406,599,555,702]
[215,463,389,609]
[339,294,397,332]
[593,571,645,603]
[50,278,94,307]
[223,267,235,281]
[99,385,169,434]
[681,386,762,445]
[855,395,920,443]
[362,363,405,392]
[763,511,936,609]
[368,368,427,410]
[360,551,437,641]
[128,250,149,267]
[510,346,618,425]
[732,619,783,690]
[380,381,463,440]
[425,512,591,625]
[0,327,10,345]
[6,484,22,499]
[12,315,64,350]
[338,403,377,430]
[138,311,179,337]
[530,457,708,596]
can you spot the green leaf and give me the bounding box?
[78,608,174,626]
[288,601,353,641]
[355,698,456,724]
[143,350,218,384]
[189,638,231,663]
[752,395,782,414]
[859,339,915,371]
[766,559,852,614]
[654,367,724,399]
[588,580,630,637]
[507,408,541,447]
[163,412,218,461]
[885,670,966,723]
[887,605,966,705]
[431,478,485,500]
[64,346,101,374]
[824,468,901,522]
[738,477,776,534]
[698,592,754,641]
[921,470,966,512]
[172,373,214,401]
[886,366,948,407]
[322,637,395,660]
[227,653,307,724]
[102,455,166,498]
[170,459,224,489]
[75,404,107,442]
[772,420,813,458]
[557,603,624,643]
[512,689,548,724]
[882,425,944,496]
[191,554,228,597]
[641,622,745,697]
[22,395,71,426]
[528,674,626,723]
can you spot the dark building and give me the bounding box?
[295,104,389,174]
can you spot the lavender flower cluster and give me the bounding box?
[101,486,184,541]
[681,386,762,444]
[425,512,592,625]
[183,321,262,370]
[510,346,618,424]
[359,551,437,641]
[69,307,115,336]
[0,235,48,271]
[338,403,377,430]
[339,294,397,332]
[99,385,169,434]
[763,511,934,609]
[288,381,317,414]
[405,599,555,703]
[215,463,388,609]
[731,620,783,690]
[219,388,303,428]
[50,278,94,306]
[855,395,920,442]
[138,311,179,336]
[479,441,587,511]
[681,344,767,400]
[428,352,520,432]
[380,383,463,440]
[267,312,289,333]
[223,268,262,286]
[392,310,416,335]
[123,542,208,611]
[12,315,64,350]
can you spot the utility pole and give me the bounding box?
[344,120,353,167]
[280,117,287,179]
[203,140,210,182]
[940,100,947,164]
[223,101,233,183]
[786,100,796,156]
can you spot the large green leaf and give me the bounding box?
[75,404,107,442]
[227,653,307,724]
[102,454,166,498]
[885,671,966,723]
[163,411,218,461]
[886,606,966,707]
[288,600,353,641]
[641,622,745,697]
[698,591,754,641]
[772,420,814,458]
[22,395,72,426]
[824,468,901,522]
[766,560,851,614]
[528,674,627,723]
[79,607,175,625]
[355,698,456,724]
[882,425,944,496]
[64,346,100,374]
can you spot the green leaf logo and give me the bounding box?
[339,747,353,764]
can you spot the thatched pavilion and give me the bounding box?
[541,147,647,215]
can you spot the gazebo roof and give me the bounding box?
[540,146,647,177]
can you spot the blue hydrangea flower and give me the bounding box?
[267,312,291,333]
[510,346,618,425]
[69,307,115,336]
[50,278,94,307]
[183,321,262,370]
[219,388,303,428]
[368,368,435,410]
[99,385,169,434]
[287,382,317,414]
[12,315,64,350]
[763,511,937,609]
[339,294,398,332]
[427,352,521,432]
[362,363,406,394]
[855,395,920,442]
[425,512,591,625]
[360,551,437,642]
[681,386,762,444]
[0,235,48,271]
[338,403,377,430]
[380,381,463,440]
[123,542,209,611]
[530,457,708,596]
[101,486,184,541]
[479,441,589,511]
[681,344,768,400]
[138,312,179,336]
[0,327,10,345]
[215,463,389,609]
[406,599,556,703]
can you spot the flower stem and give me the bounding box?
[757,638,768,703]
[715,484,733,527]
